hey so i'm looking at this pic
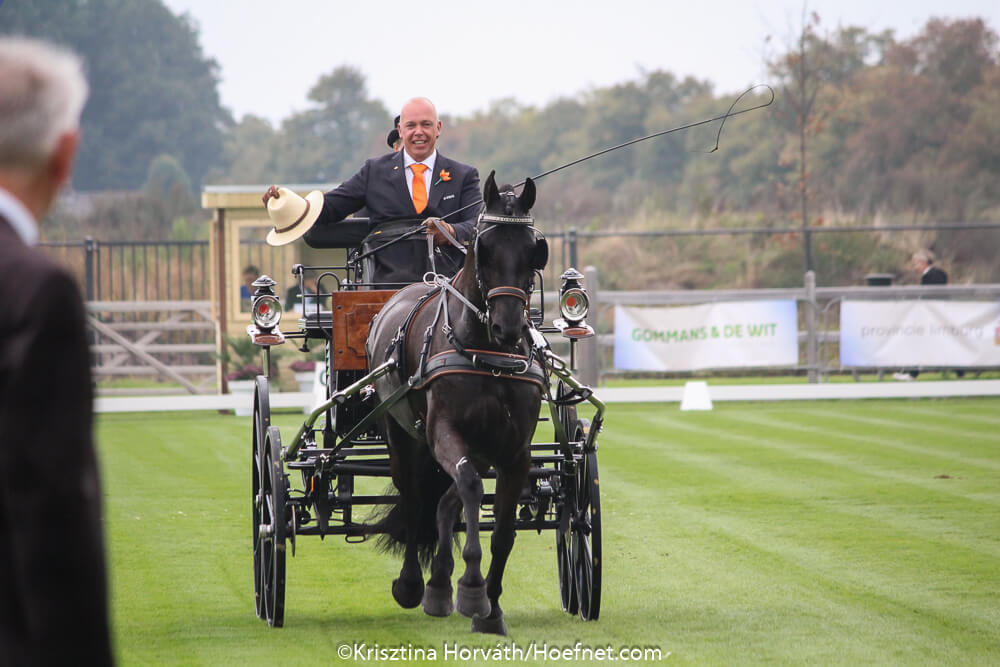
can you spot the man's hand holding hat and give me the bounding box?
[262,185,324,246]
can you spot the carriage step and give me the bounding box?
[529,454,567,464]
[332,462,393,476]
[480,466,557,480]
[336,446,389,457]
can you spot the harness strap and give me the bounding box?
[384,285,442,378]
[425,269,486,323]
[414,349,546,390]
[426,217,466,253]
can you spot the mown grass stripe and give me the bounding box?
[97,399,1000,665]
[601,415,1000,560]
[797,404,1000,455]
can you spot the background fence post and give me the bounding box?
[568,228,578,269]
[580,265,600,387]
[84,236,96,301]
[805,270,818,383]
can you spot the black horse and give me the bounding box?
[365,171,548,634]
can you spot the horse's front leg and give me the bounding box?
[453,454,492,618]
[421,482,460,616]
[472,457,530,635]
[430,422,492,619]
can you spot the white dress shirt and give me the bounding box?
[0,186,38,245]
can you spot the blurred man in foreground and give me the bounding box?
[0,37,114,665]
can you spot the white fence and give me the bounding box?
[584,268,1000,383]
[87,300,217,395]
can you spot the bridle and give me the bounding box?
[473,211,539,323]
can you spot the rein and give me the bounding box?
[433,85,775,224]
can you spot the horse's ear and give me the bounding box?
[483,170,499,210]
[518,177,536,213]
[532,236,549,271]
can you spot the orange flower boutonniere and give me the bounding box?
[435,169,451,185]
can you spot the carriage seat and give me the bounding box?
[300,310,334,337]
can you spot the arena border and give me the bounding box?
[93,381,1000,413]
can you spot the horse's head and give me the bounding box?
[473,171,548,348]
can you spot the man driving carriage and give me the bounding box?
[264,97,480,286]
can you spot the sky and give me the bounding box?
[161,0,999,126]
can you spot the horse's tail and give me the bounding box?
[367,450,454,570]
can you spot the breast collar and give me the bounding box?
[384,269,545,391]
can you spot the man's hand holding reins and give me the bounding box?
[424,217,456,246]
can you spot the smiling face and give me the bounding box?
[398,98,441,162]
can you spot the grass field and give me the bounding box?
[97,398,1000,665]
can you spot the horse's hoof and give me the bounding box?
[456,582,491,618]
[391,576,424,609]
[471,610,508,636]
[421,583,454,617]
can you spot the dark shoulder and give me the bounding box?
[0,237,67,286]
[368,151,402,171]
[922,266,948,284]
[0,242,83,326]
[30,250,83,307]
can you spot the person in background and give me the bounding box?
[240,264,260,308]
[284,274,320,314]
[0,37,114,665]
[387,114,402,152]
[911,249,947,285]
[894,249,960,380]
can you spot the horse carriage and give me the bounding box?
[246,173,606,634]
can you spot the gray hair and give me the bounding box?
[0,37,89,168]
[912,249,935,264]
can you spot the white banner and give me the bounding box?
[614,301,799,371]
[840,300,1000,367]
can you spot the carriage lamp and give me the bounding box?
[557,268,589,326]
[251,275,282,332]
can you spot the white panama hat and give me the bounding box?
[264,187,324,246]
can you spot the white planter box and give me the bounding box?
[228,379,254,416]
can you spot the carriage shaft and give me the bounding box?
[283,359,396,461]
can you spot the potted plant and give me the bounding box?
[219,336,279,416]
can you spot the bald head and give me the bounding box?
[398,97,441,162]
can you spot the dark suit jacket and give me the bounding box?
[0,216,113,665]
[308,151,480,285]
[315,150,480,240]
[921,265,948,285]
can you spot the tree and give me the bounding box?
[210,115,282,185]
[276,66,390,184]
[0,0,230,191]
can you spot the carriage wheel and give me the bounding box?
[554,381,579,614]
[257,425,287,627]
[251,377,270,619]
[556,512,578,614]
[572,446,602,621]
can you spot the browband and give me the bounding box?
[477,212,533,225]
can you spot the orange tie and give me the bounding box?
[410,163,428,214]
